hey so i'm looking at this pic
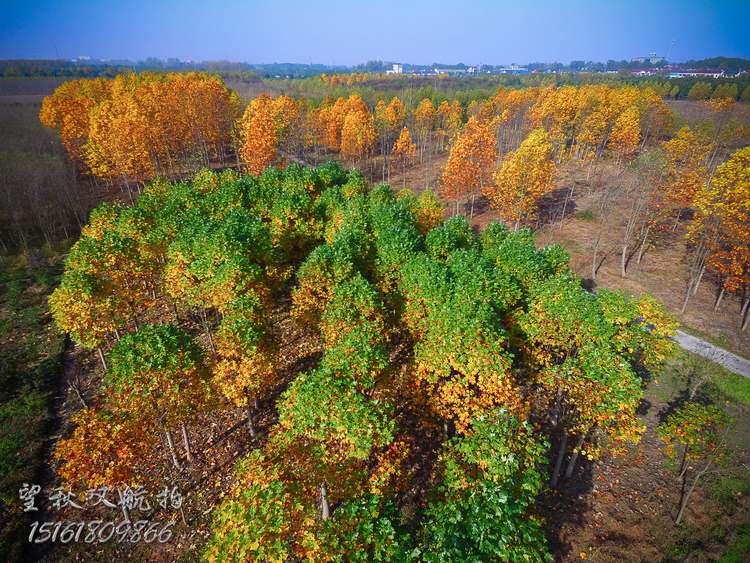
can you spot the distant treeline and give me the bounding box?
[3,56,750,81]
[0,59,346,80]
[259,73,750,105]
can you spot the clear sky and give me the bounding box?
[1,0,748,66]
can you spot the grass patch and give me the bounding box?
[0,250,65,563]
[704,369,750,409]
[710,477,750,515]
[660,348,750,409]
[573,209,596,221]
[718,524,750,563]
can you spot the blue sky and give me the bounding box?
[1,0,748,66]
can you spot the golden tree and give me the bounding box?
[440,116,497,217]
[486,128,555,230]
[392,127,417,189]
[608,105,641,167]
[340,95,374,166]
[241,100,281,175]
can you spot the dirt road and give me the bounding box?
[675,330,750,379]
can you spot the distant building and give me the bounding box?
[633,53,665,64]
[495,64,528,75]
[669,69,726,79]
[386,63,403,75]
[432,68,465,76]
[629,68,666,77]
[78,55,91,61]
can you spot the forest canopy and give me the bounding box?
[48,164,678,561]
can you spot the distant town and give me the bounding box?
[1,55,749,80]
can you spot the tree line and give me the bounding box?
[38,73,750,330]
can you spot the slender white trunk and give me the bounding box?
[181,423,192,463]
[97,347,108,370]
[165,429,181,469]
[714,286,725,311]
[320,483,330,520]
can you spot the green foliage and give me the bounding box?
[317,494,408,562]
[425,215,474,261]
[718,524,750,563]
[42,160,683,562]
[107,323,213,426]
[658,403,733,471]
[687,82,713,101]
[573,209,596,221]
[417,414,552,563]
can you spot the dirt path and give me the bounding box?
[675,329,750,379]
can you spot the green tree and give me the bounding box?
[658,403,734,524]
[107,324,215,467]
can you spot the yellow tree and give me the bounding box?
[436,100,451,151]
[86,94,154,200]
[271,94,303,159]
[608,105,641,167]
[661,126,711,228]
[634,87,673,149]
[39,78,112,168]
[413,98,435,162]
[340,95,374,167]
[440,116,497,217]
[240,101,280,175]
[445,100,464,147]
[392,127,417,190]
[685,146,750,323]
[486,128,555,230]
[317,96,348,153]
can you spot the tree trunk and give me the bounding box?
[165,429,181,469]
[621,243,628,277]
[550,433,568,487]
[247,401,256,438]
[681,283,693,315]
[558,185,574,232]
[637,225,650,264]
[692,263,706,296]
[714,286,725,311]
[675,424,731,524]
[181,423,192,463]
[741,293,750,318]
[320,483,330,521]
[200,306,216,353]
[564,433,586,479]
[97,347,108,370]
[592,245,599,281]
